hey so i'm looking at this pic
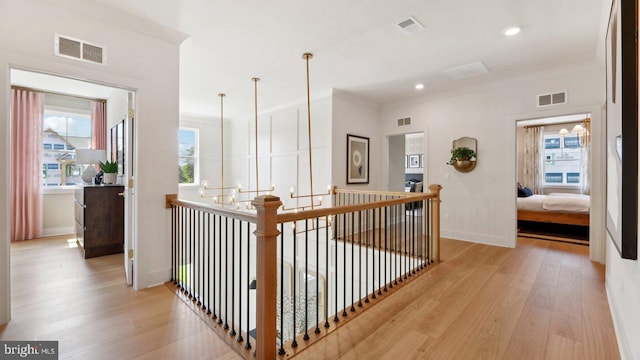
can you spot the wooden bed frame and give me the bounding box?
[517,209,589,227]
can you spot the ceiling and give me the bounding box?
[22,0,612,119]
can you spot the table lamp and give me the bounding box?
[75,149,107,184]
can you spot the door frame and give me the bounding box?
[513,103,605,263]
[8,66,138,282]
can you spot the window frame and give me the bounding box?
[542,132,582,188]
[178,127,199,186]
[41,106,92,188]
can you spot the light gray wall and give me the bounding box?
[331,90,381,190]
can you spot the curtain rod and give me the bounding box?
[523,117,590,129]
[11,85,107,103]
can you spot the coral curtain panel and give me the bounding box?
[91,100,106,150]
[11,88,44,241]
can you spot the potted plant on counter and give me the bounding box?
[99,160,118,184]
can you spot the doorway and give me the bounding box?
[388,132,425,192]
[9,68,135,285]
[515,113,591,246]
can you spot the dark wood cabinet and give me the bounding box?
[75,185,124,259]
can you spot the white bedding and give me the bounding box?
[517,193,590,213]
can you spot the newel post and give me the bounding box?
[428,184,442,262]
[252,195,282,360]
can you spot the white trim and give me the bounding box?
[606,279,632,359]
[42,185,81,194]
[441,229,514,248]
[42,227,74,237]
[178,127,199,185]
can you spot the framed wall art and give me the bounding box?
[605,0,637,260]
[347,134,369,184]
[408,154,420,168]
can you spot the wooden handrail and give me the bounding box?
[166,189,434,226]
[278,192,434,224]
[333,187,418,197]
[165,197,258,223]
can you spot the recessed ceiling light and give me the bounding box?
[504,27,521,36]
[415,83,425,90]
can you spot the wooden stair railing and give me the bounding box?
[166,184,441,360]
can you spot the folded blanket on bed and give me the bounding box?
[543,193,590,213]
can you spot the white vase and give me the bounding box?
[103,173,117,184]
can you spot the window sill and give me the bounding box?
[179,183,200,189]
[42,185,82,195]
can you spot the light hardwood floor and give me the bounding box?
[0,235,241,360]
[292,237,620,360]
[1,235,620,360]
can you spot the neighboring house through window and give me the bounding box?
[42,108,92,186]
[179,128,198,184]
[543,133,582,187]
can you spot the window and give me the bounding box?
[543,133,582,186]
[42,109,92,186]
[178,128,198,184]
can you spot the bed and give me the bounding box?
[517,193,590,226]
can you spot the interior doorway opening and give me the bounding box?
[9,68,135,285]
[387,132,425,192]
[515,113,591,246]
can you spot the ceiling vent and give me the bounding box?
[537,91,567,107]
[55,34,106,65]
[396,16,424,33]
[443,62,490,80]
[397,117,411,127]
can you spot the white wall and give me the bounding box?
[227,96,332,209]
[331,90,381,190]
[42,191,75,236]
[380,62,605,249]
[0,0,186,324]
[606,237,640,360]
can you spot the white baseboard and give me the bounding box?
[606,281,631,360]
[441,229,514,248]
[42,227,74,237]
[141,267,172,289]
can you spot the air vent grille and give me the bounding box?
[396,16,424,33]
[82,43,103,63]
[55,34,106,65]
[397,117,411,127]
[58,37,81,58]
[537,91,567,107]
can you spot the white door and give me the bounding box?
[123,91,136,286]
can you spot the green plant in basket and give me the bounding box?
[447,147,476,165]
